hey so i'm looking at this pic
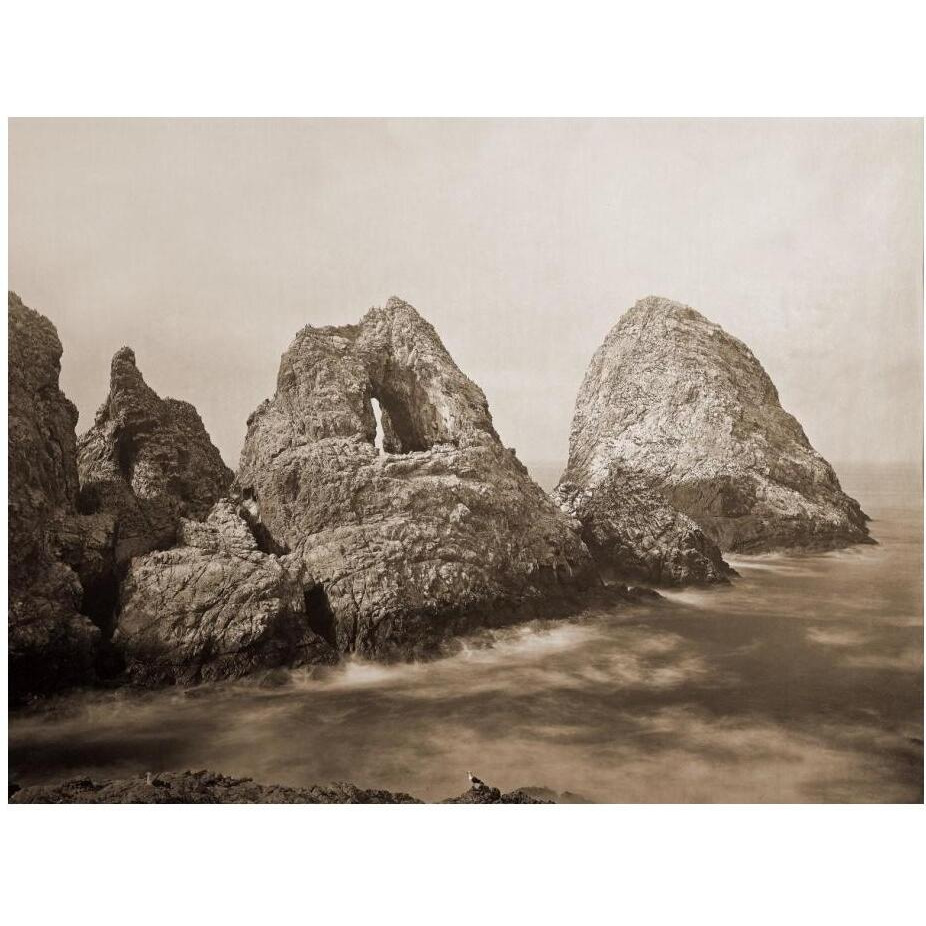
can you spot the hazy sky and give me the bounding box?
[9,119,923,471]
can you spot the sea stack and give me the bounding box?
[557,296,872,554]
[237,296,598,658]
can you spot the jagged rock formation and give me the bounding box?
[559,296,872,554]
[8,292,101,699]
[116,501,337,684]
[237,297,598,658]
[9,770,550,804]
[77,347,233,565]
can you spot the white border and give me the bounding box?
[1,1,925,116]
[2,2,924,924]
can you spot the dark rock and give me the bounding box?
[7,292,101,700]
[9,770,553,804]
[236,296,599,659]
[559,296,872,554]
[9,770,420,804]
[443,785,552,804]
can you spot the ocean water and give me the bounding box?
[8,463,923,802]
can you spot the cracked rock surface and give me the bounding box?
[560,296,872,554]
[237,296,598,658]
[117,501,337,685]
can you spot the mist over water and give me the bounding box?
[8,463,922,802]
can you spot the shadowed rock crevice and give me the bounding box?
[78,569,121,638]
[115,430,139,481]
[238,493,290,556]
[304,585,338,647]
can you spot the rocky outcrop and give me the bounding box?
[9,770,550,804]
[77,347,233,565]
[8,292,101,699]
[553,468,733,585]
[116,501,337,685]
[237,297,598,658]
[560,296,872,554]
[10,770,421,804]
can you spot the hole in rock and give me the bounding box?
[368,374,442,454]
[371,397,385,455]
[304,585,337,647]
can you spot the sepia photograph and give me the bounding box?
[1,5,923,923]
[6,117,922,805]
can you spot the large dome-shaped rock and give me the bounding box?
[116,501,337,685]
[77,347,233,565]
[237,297,598,658]
[8,292,100,699]
[560,296,872,554]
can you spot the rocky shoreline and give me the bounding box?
[7,291,873,706]
[8,770,566,804]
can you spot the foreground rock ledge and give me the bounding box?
[559,296,872,555]
[9,770,553,804]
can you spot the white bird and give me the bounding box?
[467,771,486,790]
[145,772,154,786]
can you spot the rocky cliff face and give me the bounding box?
[237,297,598,658]
[77,347,233,565]
[559,296,872,554]
[8,293,101,698]
[117,501,337,684]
